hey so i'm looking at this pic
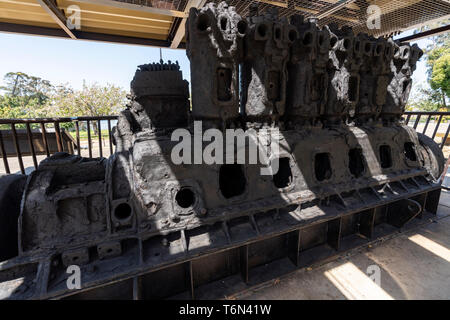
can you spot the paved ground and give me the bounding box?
[232,191,450,300]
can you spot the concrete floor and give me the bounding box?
[233,191,450,300]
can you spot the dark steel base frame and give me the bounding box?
[0,174,442,300]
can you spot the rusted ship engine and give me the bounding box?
[0,2,445,300]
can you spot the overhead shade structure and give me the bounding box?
[0,0,449,48]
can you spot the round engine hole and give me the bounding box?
[175,188,196,208]
[114,203,132,220]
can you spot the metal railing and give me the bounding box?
[0,112,449,175]
[404,111,450,150]
[0,116,118,174]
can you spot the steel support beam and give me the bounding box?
[69,0,185,18]
[258,0,288,7]
[36,0,77,39]
[0,22,171,47]
[397,24,450,42]
[170,0,207,49]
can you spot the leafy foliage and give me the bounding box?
[409,20,450,111]
[0,72,53,105]
[429,52,450,99]
[0,73,127,129]
[406,85,444,112]
[43,81,126,118]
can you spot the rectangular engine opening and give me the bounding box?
[348,75,359,102]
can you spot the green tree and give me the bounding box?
[0,72,54,105]
[44,82,127,133]
[406,85,442,112]
[408,21,450,111]
[1,72,127,133]
[420,20,449,109]
[429,52,450,103]
[0,95,46,129]
[0,72,53,127]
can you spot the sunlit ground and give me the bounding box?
[240,196,450,300]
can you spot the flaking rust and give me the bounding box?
[0,1,445,300]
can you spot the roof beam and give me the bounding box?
[36,0,77,39]
[257,0,288,7]
[396,24,450,42]
[69,0,186,18]
[378,13,450,38]
[256,0,358,22]
[170,0,206,49]
[294,5,359,23]
[0,21,171,47]
[316,0,356,20]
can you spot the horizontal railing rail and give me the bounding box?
[0,115,118,174]
[0,112,449,174]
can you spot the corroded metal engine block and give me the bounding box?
[186,1,246,123]
[0,2,445,300]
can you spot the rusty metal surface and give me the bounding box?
[0,1,446,300]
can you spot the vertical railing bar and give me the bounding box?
[26,122,38,169]
[97,119,103,158]
[87,120,92,158]
[107,119,113,155]
[54,122,63,152]
[432,114,443,140]
[0,129,10,174]
[413,114,421,130]
[11,123,25,174]
[75,121,81,156]
[422,115,431,134]
[40,122,50,157]
[440,120,450,150]
[405,114,411,125]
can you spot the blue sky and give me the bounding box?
[0,32,190,91]
[0,28,431,94]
